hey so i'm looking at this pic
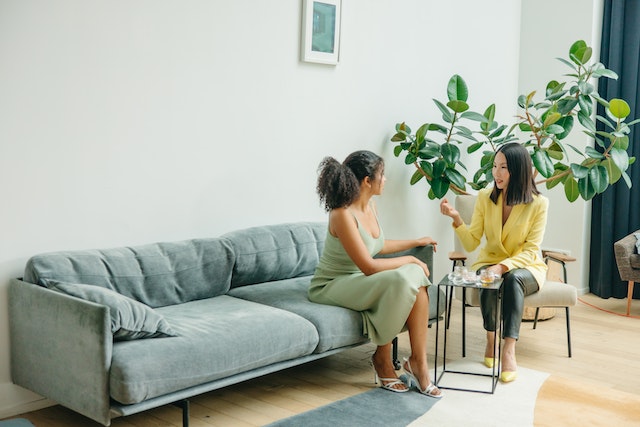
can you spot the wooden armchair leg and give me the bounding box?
[628,280,634,316]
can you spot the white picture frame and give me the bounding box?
[301,0,342,65]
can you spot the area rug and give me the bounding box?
[265,376,439,427]
[409,360,549,426]
[0,419,35,427]
[267,360,544,427]
[266,360,640,427]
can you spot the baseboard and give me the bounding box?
[0,383,54,419]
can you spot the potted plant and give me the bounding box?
[390,40,638,202]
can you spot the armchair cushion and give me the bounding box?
[635,233,640,253]
[45,280,177,341]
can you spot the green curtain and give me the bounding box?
[590,0,640,298]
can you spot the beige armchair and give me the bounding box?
[446,194,577,357]
[613,230,640,316]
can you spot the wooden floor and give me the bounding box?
[5,293,640,427]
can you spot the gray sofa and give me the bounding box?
[9,222,443,426]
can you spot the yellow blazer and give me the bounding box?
[454,188,549,288]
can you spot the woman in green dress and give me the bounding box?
[309,150,442,398]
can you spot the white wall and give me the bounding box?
[0,0,599,417]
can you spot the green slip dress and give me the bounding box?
[309,216,431,345]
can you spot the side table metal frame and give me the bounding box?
[434,275,503,394]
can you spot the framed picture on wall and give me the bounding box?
[301,0,342,65]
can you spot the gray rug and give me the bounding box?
[266,361,550,427]
[265,375,439,427]
[0,420,35,427]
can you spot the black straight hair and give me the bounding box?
[490,143,540,205]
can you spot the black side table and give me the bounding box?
[434,274,503,394]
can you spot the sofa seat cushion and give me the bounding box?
[630,254,640,269]
[227,277,367,353]
[109,295,319,404]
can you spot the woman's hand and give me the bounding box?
[440,198,463,227]
[413,257,431,277]
[487,264,507,276]
[416,236,438,252]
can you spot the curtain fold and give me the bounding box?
[590,0,640,298]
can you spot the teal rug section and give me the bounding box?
[266,384,438,427]
[0,420,35,427]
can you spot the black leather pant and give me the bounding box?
[478,268,539,340]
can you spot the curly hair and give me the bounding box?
[316,150,384,211]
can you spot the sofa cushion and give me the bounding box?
[228,277,367,353]
[223,222,325,288]
[630,254,640,269]
[44,280,177,341]
[109,295,319,404]
[23,238,235,307]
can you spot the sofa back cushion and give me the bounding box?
[223,222,326,288]
[23,238,235,307]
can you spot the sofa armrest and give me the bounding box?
[9,278,113,425]
[376,245,444,321]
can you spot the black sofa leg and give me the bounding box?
[172,399,190,427]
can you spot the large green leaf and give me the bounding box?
[578,94,593,116]
[578,175,596,200]
[396,122,411,133]
[613,135,629,150]
[467,141,484,154]
[557,98,579,115]
[405,153,417,165]
[610,147,630,172]
[432,158,447,178]
[410,169,423,185]
[589,165,609,194]
[543,112,562,127]
[621,170,632,188]
[546,171,565,189]
[609,98,631,119]
[601,158,622,184]
[460,111,487,122]
[417,146,440,159]
[393,145,403,157]
[532,149,554,178]
[419,161,433,177]
[444,167,466,189]
[585,146,604,159]
[415,123,430,142]
[447,100,469,113]
[429,177,450,199]
[447,75,468,102]
[554,116,574,140]
[441,143,460,166]
[391,132,407,142]
[482,104,496,132]
[569,40,591,65]
[570,163,589,179]
[433,99,454,123]
[546,124,565,135]
[591,67,618,79]
[577,110,596,132]
[564,177,580,202]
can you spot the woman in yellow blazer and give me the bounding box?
[440,143,548,383]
